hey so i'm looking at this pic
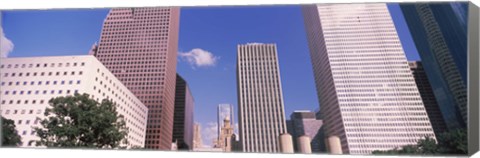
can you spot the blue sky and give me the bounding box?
[1,4,420,146]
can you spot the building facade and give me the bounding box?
[217,104,234,138]
[302,3,436,154]
[172,74,194,150]
[92,7,180,150]
[286,110,324,153]
[237,43,288,153]
[409,61,447,136]
[400,3,468,129]
[0,55,148,148]
[193,123,203,149]
[215,117,235,152]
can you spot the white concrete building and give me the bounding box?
[0,55,148,148]
[237,43,288,153]
[302,3,436,154]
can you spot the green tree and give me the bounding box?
[437,128,468,154]
[1,117,22,146]
[33,93,129,148]
[372,129,468,155]
[417,136,438,154]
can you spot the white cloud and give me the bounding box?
[179,48,219,68]
[0,27,14,58]
[201,122,218,147]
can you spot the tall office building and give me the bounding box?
[400,3,468,129]
[0,56,148,148]
[302,3,436,154]
[409,61,447,136]
[93,7,180,150]
[286,110,324,153]
[193,123,203,149]
[217,104,234,138]
[172,74,194,150]
[237,43,287,153]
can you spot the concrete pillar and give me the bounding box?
[297,136,312,154]
[279,133,294,153]
[326,136,342,154]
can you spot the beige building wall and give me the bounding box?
[237,43,288,153]
[0,55,148,148]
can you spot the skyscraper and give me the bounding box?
[173,74,194,150]
[193,123,203,149]
[286,110,324,153]
[237,43,287,153]
[409,61,447,136]
[217,104,234,138]
[302,3,436,154]
[400,3,468,129]
[93,7,180,150]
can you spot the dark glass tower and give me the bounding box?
[400,2,468,129]
[172,74,194,150]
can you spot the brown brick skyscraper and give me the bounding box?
[93,7,180,150]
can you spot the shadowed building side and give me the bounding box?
[172,74,194,150]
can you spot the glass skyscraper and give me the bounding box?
[400,2,468,129]
[173,74,194,150]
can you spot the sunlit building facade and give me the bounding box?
[0,56,148,148]
[237,43,288,153]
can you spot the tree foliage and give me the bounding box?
[372,129,467,155]
[33,93,129,148]
[1,117,22,146]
